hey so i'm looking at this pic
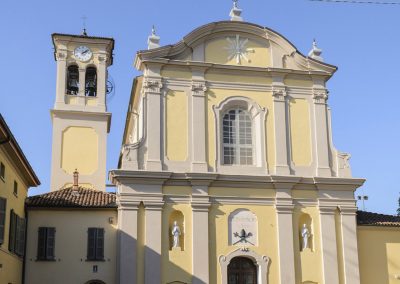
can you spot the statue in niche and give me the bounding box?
[301,224,311,251]
[171,221,181,248]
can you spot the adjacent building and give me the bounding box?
[0,114,40,284]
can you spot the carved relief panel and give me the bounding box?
[228,209,258,246]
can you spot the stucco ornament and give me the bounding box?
[225,35,255,64]
[171,221,181,248]
[301,223,311,251]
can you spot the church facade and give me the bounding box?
[22,3,400,284]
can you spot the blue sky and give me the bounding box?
[0,0,399,214]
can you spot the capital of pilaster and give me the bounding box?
[144,201,164,211]
[339,206,358,216]
[117,199,140,211]
[272,87,287,102]
[313,89,329,104]
[275,203,295,214]
[191,195,211,212]
[56,51,67,61]
[98,54,107,63]
[191,82,208,97]
[319,205,338,215]
[143,78,163,94]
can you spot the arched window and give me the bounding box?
[85,67,97,97]
[222,109,253,165]
[66,65,79,95]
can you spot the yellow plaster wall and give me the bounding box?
[162,203,193,284]
[293,206,323,284]
[284,76,314,88]
[206,89,275,171]
[205,37,271,67]
[166,90,188,161]
[209,204,279,284]
[25,209,117,284]
[0,147,28,284]
[61,126,98,175]
[205,70,272,85]
[289,99,312,166]
[209,187,275,198]
[358,226,400,284]
[161,67,192,80]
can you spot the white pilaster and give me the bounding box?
[190,79,208,172]
[117,202,139,284]
[97,53,107,111]
[78,67,86,97]
[191,180,211,284]
[319,206,340,284]
[340,207,361,284]
[312,77,331,177]
[144,77,163,171]
[144,202,163,284]
[55,51,67,108]
[275,187,296,284]
[272,76,290,175]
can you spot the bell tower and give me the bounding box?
[50,32,114,191]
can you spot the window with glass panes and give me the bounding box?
[222,109,253,165]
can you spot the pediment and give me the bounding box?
[135,21,336,74]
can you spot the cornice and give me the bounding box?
[110,170,366,191]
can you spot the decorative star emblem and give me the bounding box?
[225,35,255,64]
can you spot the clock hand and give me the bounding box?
[82,49,89,55]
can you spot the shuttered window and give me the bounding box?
[37,227,55,260]
[8,210,26,256]
[87,228,104,261]
[0,198,6,244]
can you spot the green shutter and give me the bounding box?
[37,227,47,260]
[46,228,55,259]
[0,198,6,244]
[16,218,26,256]
[8,210,16,252]
[87,228,96,260]
[96,228,104,260]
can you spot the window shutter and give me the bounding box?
[0,198,6,244]
[87,228,96,260]
[46,228,55,259]
[8,210,16,252]
[37,227,47,260]
[96,228,104,260]
[15,217,26,256]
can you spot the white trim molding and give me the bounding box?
[219,248,270,284]
[212,96,268,175]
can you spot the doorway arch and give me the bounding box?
[228,257,257,284]
[219,248,270,284]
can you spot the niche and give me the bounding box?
[299,213,313,252]
[169,210,184,251]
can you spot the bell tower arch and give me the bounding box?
[50,32,114,191]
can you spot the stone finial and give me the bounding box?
[147,25,160,50]
[230,0,243,22]
[308,39,323,62]
[73,169,79,190]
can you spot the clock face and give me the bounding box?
[74,46,92,62]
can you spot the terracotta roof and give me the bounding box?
[26,187,116,209]
[357,211,400,227]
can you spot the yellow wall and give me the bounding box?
[205,37,271,67]
[166,90,188,161]
[206,88,275,171]
[358,226,400,284]
[25,209,117,284]
[289,99,312,166]
[205,70,272,85]
[61,126,98,175]
[161,67,192,80]
[0,147,29,284]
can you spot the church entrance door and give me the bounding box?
[227,257,257,284]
